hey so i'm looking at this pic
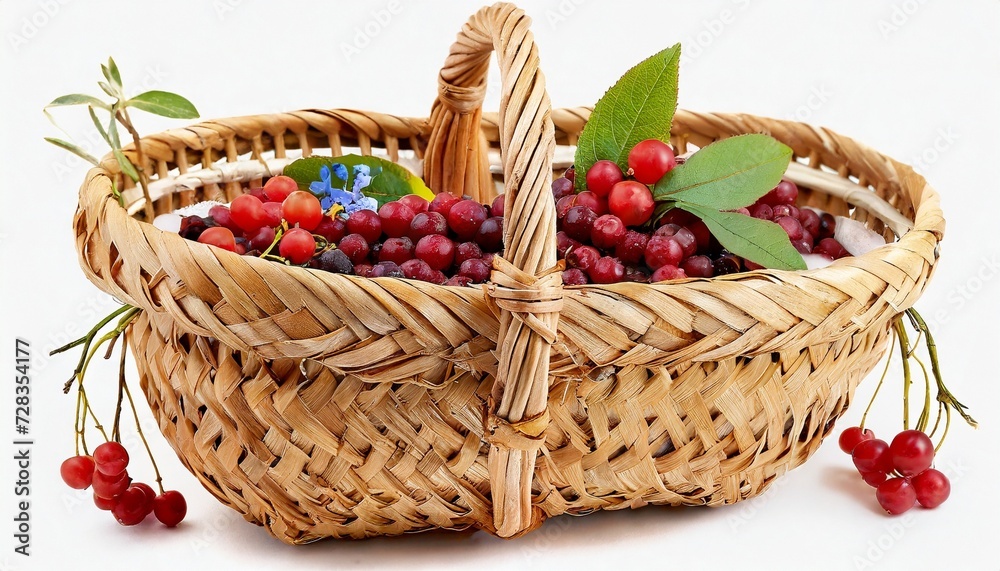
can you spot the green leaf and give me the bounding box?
[105,57,123,90]
[98,81,118,99]
[113,148,140,182]
[284,155,435,208]
[574,44,680,191]
[678,202,806,271]
[127,90,199,119]
[654,134,792,210]
[44,137,99,166]
[107,114,122,148]
[88,106,112,147]
[46,94,110,111]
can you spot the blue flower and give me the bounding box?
[309,163,375,214]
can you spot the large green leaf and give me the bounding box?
[284,155,435,208]
[574,44,680,191]
[654,134,792,209]
[127,90,199,119]
[46,94,110,111]
[679,202,806,271]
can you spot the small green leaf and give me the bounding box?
[284,155,435,208]
[88,106,112,147]
[46,94,110,111]
[678,202,807,271]
[127,90,199,119]
[113,148,140,182]
[574,44,681,191]
[107,114,122,148]
[44,137,99,166]
[106,57,123,89]
[99,81,118,99]
[654,134,792,210]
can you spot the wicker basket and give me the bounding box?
[73,3,943,543]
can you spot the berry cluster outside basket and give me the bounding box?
[73,3,943,543]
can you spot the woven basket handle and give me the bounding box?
[426,2,560,538]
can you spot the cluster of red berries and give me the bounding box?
[553,139,850,285]
[179,176,504,285]
[60,442,186,527]
[839,427,951,515]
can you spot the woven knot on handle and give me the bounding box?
[438,75,488,114]
[485,255,564,344]
[484,396,549,451]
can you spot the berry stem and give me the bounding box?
[52,304,133,393]
[122,364,164,494]
[905,308,977,430]
[894,318,913,431]
[860,325,897,430]
[112,336,127,442]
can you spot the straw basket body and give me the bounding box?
[72,3,943,543]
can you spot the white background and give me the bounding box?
[1,1,998,570]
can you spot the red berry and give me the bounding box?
[113,486,149,526]
[653,224,697,258]
[313,215,347,244]
[562,268,589,286]
[773,204,800,220]
[792,232,814,255]
[681,255,714,278]
[379,202,416,238]
[399,194,430,214]
[262,202,283,228]
[659,209,697,227]
[400,259,436,282]
[557,231,582,259]
[912,468,950,508]
[92,469,130,499]
[354,263,374,278]
[60,456,95,489]
[628,139,676,184]
[651,265,687,283]
[775,216,804,240]
[458,258,491,283]
[889,430,935,477]
[563,167,576,184]
[338,234,370,265]
[445,275,473,287]
[687,220,711,252]
[839,426,875,454]
[624,266,651,283]
[861,470,888,488]
[428,192,461,218]
[608,181,655,227]
[131,482,156,516]
[589,256,625,284]
[262,175,297,202]
[551,178,574,200]
[876,477,917,515]
[153,491,187,527]
[370,261,405,278]
[475,217,504,252]
[491,194,507,217]
[414,234,455,271]
[798,208,821,237]
[556,194,579,220]
[576,191,608,216]
[409,211,449,241]
[197,226,237,252]
[761,180,799,206]
[644,236,683,270]
[818,213,837,239]
[94,442,129,476]
[247,187,267,201]
[615,230,649,265]
[563,206,598,242]
[566,245,601,274]
[591,215,627,250]
[749,203,773,221]
[815,238,849,259]
[282,191,323,231]
[247,226,276,252]
[346,209,383,244]
[230,194,268,233]
[852,438,893,474]
[586,160,624,198]
[455,242,483,265]
[379,237,415,265]
[278,227,316,265]
[94,493,118,511]
[208,205,242,234]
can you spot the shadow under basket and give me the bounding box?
[73,3,943,544]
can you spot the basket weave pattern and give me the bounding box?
[73,4,943,543]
